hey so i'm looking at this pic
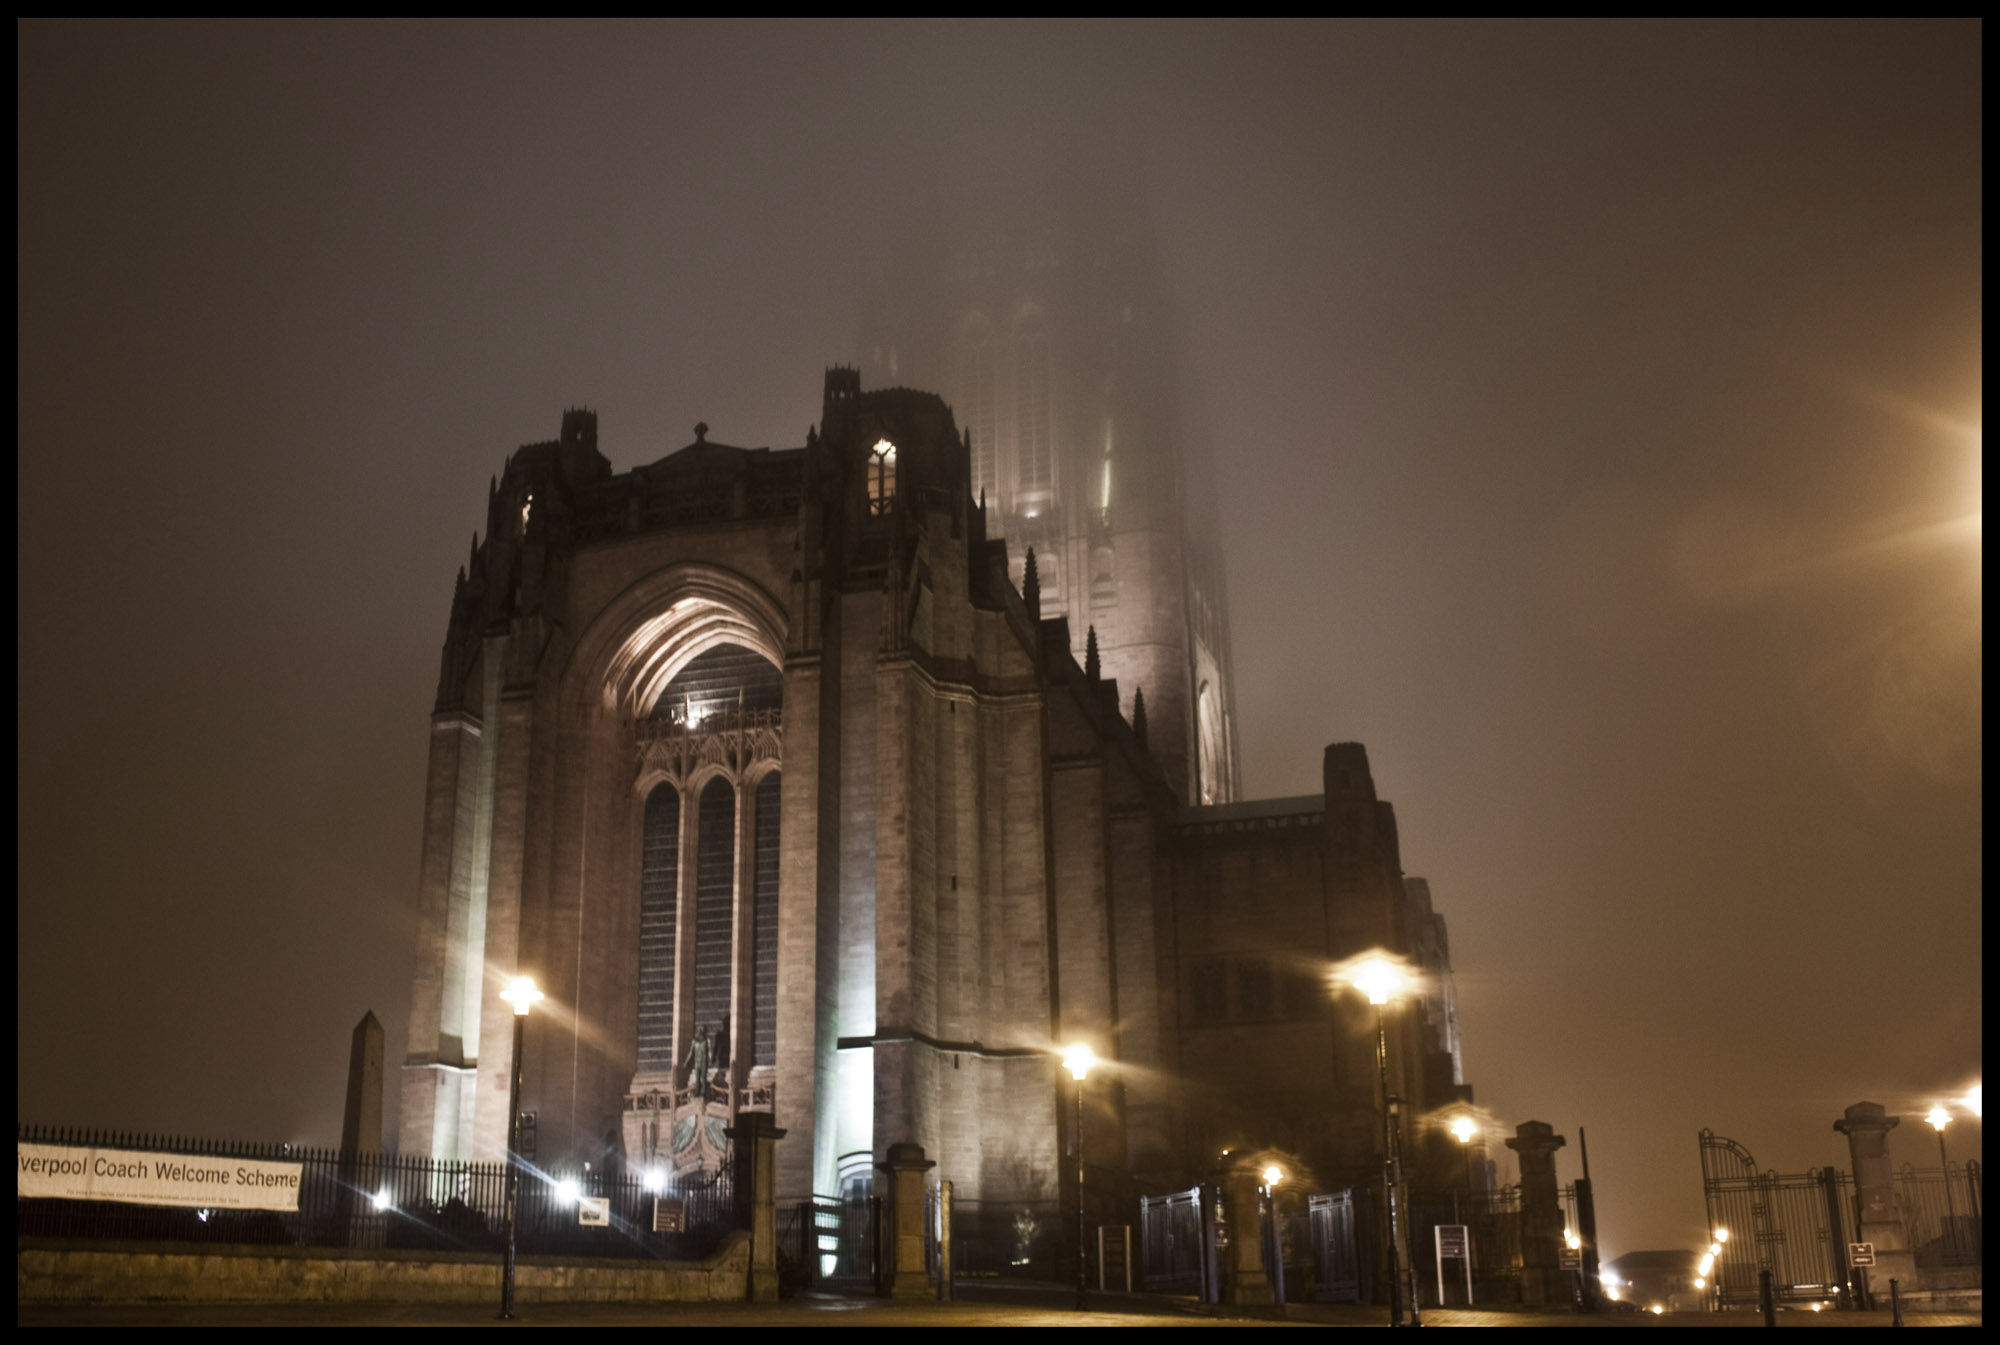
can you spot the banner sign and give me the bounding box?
[17,1143,303,1212]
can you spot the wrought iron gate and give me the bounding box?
[1308,1187,1375,1302]
[1698,1130,1853,1307]
[1139,1185,1208,1294]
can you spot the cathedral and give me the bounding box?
[398,212,1471,1264]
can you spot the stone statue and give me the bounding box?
[681,1024,711,1094]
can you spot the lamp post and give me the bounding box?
[1927,1106,1959,1259]
[498,975,543,1320]
[1450,1115,1478,1216]
[1262,1164,1286,1304]
[1450,1115,1478,1305]
[1063,1043,1098,1311]
[1350,955,1411,1327]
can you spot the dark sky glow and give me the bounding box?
[18,19,1981,1256]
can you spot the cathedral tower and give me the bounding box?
[859,183,1241,804]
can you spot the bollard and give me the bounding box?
[1889,1277,1902,1326]
[1759,1268,1777,1327]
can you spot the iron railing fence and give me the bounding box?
[17,1124,737,1261]
[1405,1182,1578,1304]
[923,1196,1061,1279]
[1899,1159,1983,1270]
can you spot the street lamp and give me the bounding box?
[498,975,543,1320]
[1063,1042,1098,1311]
[1450,1115,1478,1216]
[1927,1106,1959,1259]
[1348,954,1412,1327]
[1262,1164,1286,1304]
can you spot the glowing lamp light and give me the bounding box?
[1263,1165,1284,1187]
[1714,1227,1730,1244]
[1698,1253,1714,1276]
[1564,1228,1581,1251]
[1694,1277,1705,1290]
[501,977,544,1017]
[1651,1304,1664,1315]
[555,1178,581,1205]
[1351,956,1406,1005]
[1062,1042,1098,1082]
[1927,1105,1952,1132]
[372,1189,392,1212]
[1967,1085,1983,1118]
[1450,1116,1478,1145]
[643,1168,667,1193]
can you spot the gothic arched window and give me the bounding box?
[750,771,781,1068]
[637,783,680,1076]
[959,318,997,500]
[868,439,897,514]
[1198,682,1222,806]
[1015,316,1053,499]
[693,776,736,1073]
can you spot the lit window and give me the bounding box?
[868,439,897,514]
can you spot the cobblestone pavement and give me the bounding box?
[16,1284,1984,1328]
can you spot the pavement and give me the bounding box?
[16,1281,1985,1327]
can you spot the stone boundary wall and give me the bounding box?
[18,1231,750,1306]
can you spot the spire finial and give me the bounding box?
[1023,546,1040,610]
[694,422,708,442]
[1085,625,1101,681]
[1133,686,1148,748]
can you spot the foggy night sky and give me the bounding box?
[18,20,1981,1257]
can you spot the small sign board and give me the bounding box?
[1559,1245,1583,1270]
[1434,1224,1474,1306]
[517,1112,537,1162]
[653,1196,686,1233]
[1849,1242,1875,1267]
[577,1195,609,1227]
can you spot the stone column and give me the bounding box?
[1507,1121,1566,1308]
[1835,1102,1916,1292]
[876,1141,937,1298]
[1220,1164,1274,1306]
[727,1112,788,1301]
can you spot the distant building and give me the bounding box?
[1605,1249,1703,1312]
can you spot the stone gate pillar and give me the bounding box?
[726,1112,787,1301]
[876,1141,936,1298]
[1507,1121,1567,1308]
[1219,1163,1275,1306]
[1834,1102,1916,1292]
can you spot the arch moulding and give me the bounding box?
[563,560,790,723]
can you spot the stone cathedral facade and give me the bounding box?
[399,370,1474,1253]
